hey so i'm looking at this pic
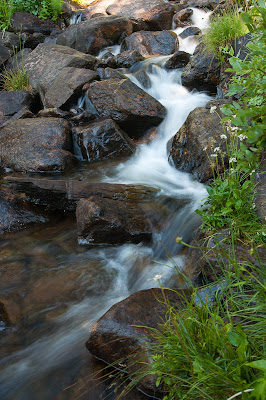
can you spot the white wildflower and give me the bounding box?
[152,274,162,281]
[229,157,237,163]
[210,105,217,113]
[238,7,243,12]
[214,147,220,152]
[262,232,266,236]
[203,146,208,151]
[252,203,256,209]
[211,154,217,158]
[231,126,239,132]
[238,134,248,141]
[220,134,227,139]
[232,114,237,118]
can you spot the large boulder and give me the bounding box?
[0,32,20,50]
[23,43,97,106]
[169,99,230,183]
[76,196,154,244]
[164,50,190,69]
[86,78,166,138]
[105,0,175,30]
[56,16,133,55]
[9,12,60,35]
[86,288,191,395]
[0,118,76,172]
[75,118,136,161]
[115,50,144,68]
[0,45,11,66]
[181,41,221,93]
[121,30,178,57]
[44,67,99,109]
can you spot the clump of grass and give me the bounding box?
[0,67,31,91]
[0,0,13,31]
[203,9,248,60]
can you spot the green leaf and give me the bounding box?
[247,360,266,371]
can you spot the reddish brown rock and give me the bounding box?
[0,118,76,172]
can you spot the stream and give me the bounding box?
[0,9,212,400]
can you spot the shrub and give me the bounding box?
[0,0,13,31]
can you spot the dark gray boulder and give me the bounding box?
[86,78,166,138]
[121,30,178,57]
[75,119,136,162]
[179,26,201,39]
[164,50,190,69]
[23,43,97,106]
[0,91,35,117]
[115,50,144,68]
[9,12,60,35]
[44,67,99,109]
[0,118,76,172]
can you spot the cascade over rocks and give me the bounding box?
[75,118,136,162]
[23,43,97,107]
[0,118,76,172]
[86,78,166,138]
[56,16,133,55]
[169,99,231,183]
[86,288,191,395]
[121,30,178,57]
[181,40,221,93]
[84,0,175,31]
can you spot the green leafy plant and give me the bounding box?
[0,0,13,31]
[203,9,248,61]
[11,0,63,21]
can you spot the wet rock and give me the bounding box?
[169,99,230,183]
[179,26,201,39]
[131,69,152,89]
[0,108,35,129]
[176,8,193,21]
[9,12,61,35]
[115,50,144,68]
[181,41,220,93]
[86,78,166,138]
[121,30,178,57]
[6,177,159,212]
[86,288,191,395]
[75,119,136,162]
[44,67,99,109]
[23,43,97,106]
[0,187,45,235]
[0,118,76,172]
[0,44,12,66]
[105,0,175,30]
[0,91,35,117]
[76,196,154,244]
[36,108,70,118]
[164,50,190,69]
[22,32,46,49]
[70,110,96,125]
[56,16,133,55]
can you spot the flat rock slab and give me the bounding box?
[5,178,159,212]
[87,288,191,395]
[121,30,178,57]
[44,67,99,109]
[23,43,97,106]
[76,196,153,244]
[0,91,35,117]
[86,78,166,138]
[75,118,136,161]
[56,16,133,55]
[0,118,76,172]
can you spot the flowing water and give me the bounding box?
[0,8,213,400]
